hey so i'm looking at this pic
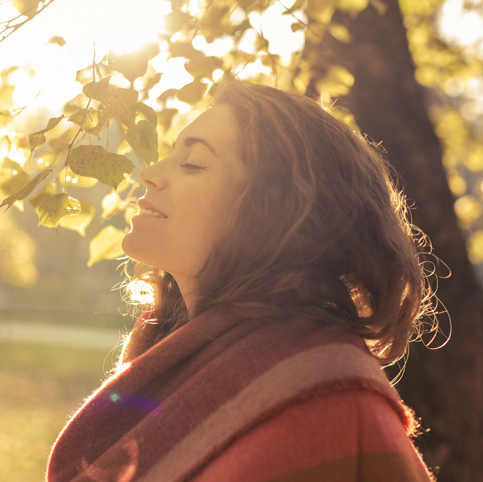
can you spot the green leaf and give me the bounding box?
[177,79,208,105]
[69,108,108,136]
[87,225,125,267]
[0,169,52,211]
[28,181,57,212]
[83,77,111,105]
[69,145,135,190]
[58,200,95,237]
[38,193,81,229]
[28,115,65,154]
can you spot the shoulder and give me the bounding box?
[193,389,435,482]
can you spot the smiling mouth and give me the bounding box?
[138,208,167,219]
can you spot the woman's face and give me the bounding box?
[122,104,245,286]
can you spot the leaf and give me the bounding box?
[119,102,157,132]
[157,108,178,133]
[69,108,108,136]
[58,200,95,237]
[125,128,159,165]
[108,51,148,84]
[11,0,40,18]
[107,87,138,117]
[0,163,30,195]
[163,9,193,35]
[28,115,65,154]
[291,22,305,32]
[83,77,111,105]
[87,225,125,267]
[0,110,11,128]
[120,103,158,163]
[177,79,208,105]
[101,190,128,219]
[0,169,52,211]
[49,128,76,153]
[329,23,351,43]
[38,193,81,229]
[69,145,135,190]
[184,56,222,80]
[28,181,58,212]
[48,35,66,47]
[58,166,98,188]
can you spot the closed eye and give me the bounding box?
[181,163,206,170]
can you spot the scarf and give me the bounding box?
[47,303,423,482]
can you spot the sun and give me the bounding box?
[0,0,171,112]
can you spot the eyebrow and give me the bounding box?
[172,137,218,158]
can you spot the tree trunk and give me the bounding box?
[302,1,483,480]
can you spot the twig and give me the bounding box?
[0,0,57,44]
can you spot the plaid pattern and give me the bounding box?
[47,304,434,482]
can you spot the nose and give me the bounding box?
[139,159,168,190]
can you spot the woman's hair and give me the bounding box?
[119,81,436,366]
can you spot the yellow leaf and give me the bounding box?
[48,36,66,47]
[0,213,38,287]
[69,108,108,136]
[125,128,159,165]
[87,225,125,267]
[338,0,369,15]
[0,169,52,211]
[38,193,81,229]
[58,166,98,188]
[28,115,65,154]
[10,0,40,18]
[467,230,483,264]
[454,195,482,228]
[83,77,111,105]
[124,206,137,224]
[0,159,30,195]
[108,87,138,117]
[101,190,127,219]
[177,80,208,105]
[0,110,11,128]
[58,200,95,237]
[50,129,77,153]
[69,145,135,190]
[28,182,58,212]
[329,23,351,43]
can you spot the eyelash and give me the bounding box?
[181,163,206,171]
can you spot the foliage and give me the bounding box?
[0,0,482,278]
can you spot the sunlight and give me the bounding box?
[437,0,483,48]
[0,0,171,114]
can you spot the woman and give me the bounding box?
[47,82,437,481]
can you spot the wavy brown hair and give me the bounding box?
[120,81,436,366]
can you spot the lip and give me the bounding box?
[137,199,168,217]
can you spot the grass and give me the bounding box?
[0,342,119,482]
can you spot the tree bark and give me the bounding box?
[303,1,483,480]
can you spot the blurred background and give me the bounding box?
[1,0,483,480]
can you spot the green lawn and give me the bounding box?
[0,342,118,482]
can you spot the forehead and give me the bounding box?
[180,104,239,156]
